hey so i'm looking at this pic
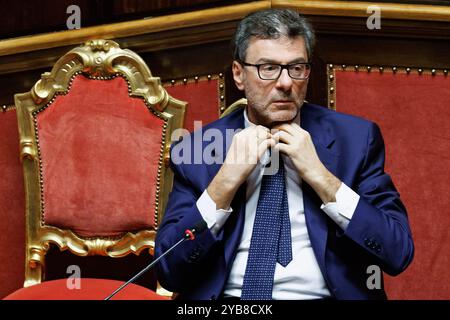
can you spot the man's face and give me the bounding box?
[232,36,309,128]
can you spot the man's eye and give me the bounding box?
[261,65,278,72]
[291,65,305,72]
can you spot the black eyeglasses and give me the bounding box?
[239,61,311,80]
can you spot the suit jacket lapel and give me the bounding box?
[300,104,339,277]
[204,109,247,267]
[205,109,245,180]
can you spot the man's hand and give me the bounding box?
[273,123,341,204]
[207,125,275,210]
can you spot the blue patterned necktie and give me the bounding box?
[241,156,292,300]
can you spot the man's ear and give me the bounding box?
[232,60,245,91]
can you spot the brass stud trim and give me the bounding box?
[162,73,226,115]
[327,63,336,111]
[32,71,171,229]
[330,65,448,76]
[328,64,450,110]
[31,73,85,224]
[136,79,169,228]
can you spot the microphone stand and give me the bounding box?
[105,220,206,300]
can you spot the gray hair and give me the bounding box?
[232,9,315,62]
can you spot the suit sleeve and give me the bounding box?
[154,160,223,292]
[344,122,414,276]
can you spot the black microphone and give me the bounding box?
[104,219,207,300]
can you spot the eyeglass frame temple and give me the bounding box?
[237,60,312,80]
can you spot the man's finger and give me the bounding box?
[256,125,271,139]
[274,141,290,155]
[258,138,276,158]
[272,130,292,144]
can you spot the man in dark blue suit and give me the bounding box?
[155,9,414,300]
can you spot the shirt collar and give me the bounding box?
[243,107,301,184]
[243,107,253,129]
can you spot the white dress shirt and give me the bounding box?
[196,109,360,299]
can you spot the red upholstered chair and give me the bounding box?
[163,74,226,132]
[4,40,186,300]
[0,106,26,299]
[328,64,450,299]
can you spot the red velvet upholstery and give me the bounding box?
[5,41,184,300]
[3,278,168,300]
[0,109,25,299]
[334,69,450,299]
[37,75,164,237]
[165,78,220,132]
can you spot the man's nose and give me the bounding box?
[275,68,293,91]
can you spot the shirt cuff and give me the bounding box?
[196,190,233,236]
[320,183,360,230]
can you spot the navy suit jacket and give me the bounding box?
[155,103,414,300]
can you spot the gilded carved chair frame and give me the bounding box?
[220,98,247,118]
[14,39,186,287]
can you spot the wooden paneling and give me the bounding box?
[0,0,252,39]
[294,12,450,107]
[275,0,450,22]
[0,1,271,106]
[2,1,450,107]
